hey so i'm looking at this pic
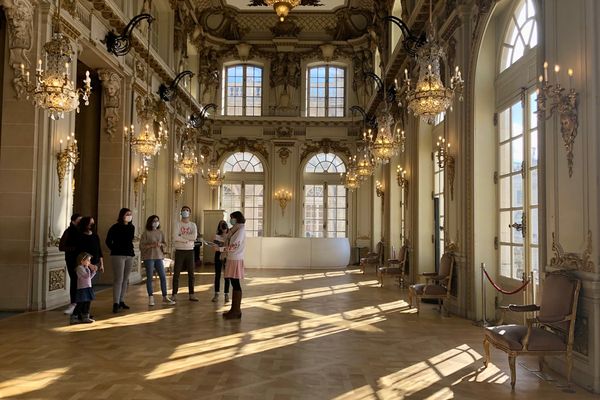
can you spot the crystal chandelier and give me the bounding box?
[18,1,91,120]
[341,165,360,192]
[355,133,375,180]
[403,3,463,125]
[265,0,301,22]
[175,142,201,178]
[371,114,405,164]
[123,14,168,162]
[202,161,224,188]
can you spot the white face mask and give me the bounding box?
[152,221,160,229]
[181,210,190,219]
[124,215,133,222]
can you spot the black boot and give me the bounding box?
[223,290,242,320]
[112,303,119,313]
[119,301,130,310]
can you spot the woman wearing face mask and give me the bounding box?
[140,215,175,306]
[106,208,135,313]
[74,217,104,279]
[211,220,230,303]
[222,211,246,320]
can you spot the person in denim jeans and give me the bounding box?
[140,215,175,306]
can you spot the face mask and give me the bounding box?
[124,215,133,222]
[229,218,237,226]
[181,210,190,218]
[152,221,160,229]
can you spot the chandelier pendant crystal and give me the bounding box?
[370,114,405,164]
[175,140,201,178]
[403,6,463,125]
[125,122,168,161]
[18,1,91,120]
[265,0,301,21]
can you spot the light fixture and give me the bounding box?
[401,2,463,125]
[371,114,405,164]
[18,0,91,120]
[265,0,301,22]
[175,141,201,178]
[274,189,292,215]
[134,163,149,204]
[354,130,376,180]
[123,14,167,162]
[201,161,224,188]
[538,62,579,177]
[104,13,154,56]
[174,176,186,200]
[56,132,79,196]
[375,180,384,198]
[396,165,408,189]
[435,136,451,169]
[341,157,360,191]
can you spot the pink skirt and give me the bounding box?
[225,259,244,279]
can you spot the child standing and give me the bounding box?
[71,252,97,324]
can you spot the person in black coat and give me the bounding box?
[59,213,82,314]
[105,208,135,313]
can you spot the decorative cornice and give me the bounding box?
[213,117,361,128]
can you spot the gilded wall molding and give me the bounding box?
[49,268,65,291]
[98,69,122,139]
[549,231,595,273]
[216,137,269,162]
[277,147,291,165]
[300,139,351,162]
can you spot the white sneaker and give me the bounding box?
[211,293,219,302]
[224,293,230,303]
[63,304,76,315]
[163,296,176,305]
[189,295,199,302]
[148,296,155,306]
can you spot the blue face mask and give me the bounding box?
[229,218,237,226]
[181,210,190,219]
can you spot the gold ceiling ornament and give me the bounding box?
[402,2,463,125]
[175,142,201,178]
[265,0,301,22]
[18,0,91,120]
[56,132,79,196]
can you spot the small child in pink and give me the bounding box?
[70,252,97,324]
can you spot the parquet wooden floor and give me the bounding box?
[0,268,596,400]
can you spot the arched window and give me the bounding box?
[303,153,347,238]
[307,66,345,117]
[500,0,538,72]
[496,0,539,284]
[224,64,263,116]
[304,153,346,173]
[220,152,264,237]
[223,152,264,172]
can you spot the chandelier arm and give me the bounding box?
[383,16,426,56]
[159,70,194,102]
[104,14,154,57]
[365,72,384,93]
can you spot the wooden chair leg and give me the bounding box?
[416,295,421,314]
[508,354,516,390]
[483,338,490,368]
[538,356,544,372]
[408,287,413,307]
[566,352,573,387]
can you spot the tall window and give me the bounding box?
[500,0,538,72]
[304,153,347,238]
[224,65,262,116]
[307,66,345,117]
[433,151,445,258]
[220,152,264,237]
[497,0,539,284]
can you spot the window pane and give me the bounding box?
[512,246,524,280]
[500,245,511,277]
[500,211,511,242]
[530,207,538,245]
[499,143,510,175]
[530,129,538,167]
[512,174,523,208]
[499,109,510,142]
[511,102,523,137]
[530,168,538,205]
[499,177,510,209]
[512,137,523,173]
[512,210,524,244]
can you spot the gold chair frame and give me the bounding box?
[482,271,581,390]
[360,241,384,275]
[378,245,409,287]
[408,253,455,314]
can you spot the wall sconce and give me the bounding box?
[274,189,292,216]
[133,164,149,204]
[435,136,456,201]
[538,62,579,177]
[56,133,79,196]
[396,165,408,189]
[375,180,384,198]
[175,176,186,201]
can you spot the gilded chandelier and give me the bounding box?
[124,123,168,161]
[175,141,201,178]
[202,161,224,188]
[340,156,360,191]
[371,114,405,164]
[403,2,463,125]
[265,0,300,21]
[354,131,375,179]
[18,1,91,120]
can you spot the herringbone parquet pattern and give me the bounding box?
[0,268,596,399]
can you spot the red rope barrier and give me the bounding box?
[482,267,530,295]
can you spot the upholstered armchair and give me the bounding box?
[483,271,581,390]
[408,253,454,314]
[378,245,409,287]
[360,241,384,274]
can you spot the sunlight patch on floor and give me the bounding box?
[0,367,70,398]
[51,308,174,332]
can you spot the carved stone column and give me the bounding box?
[98,69,122,139]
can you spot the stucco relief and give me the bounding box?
[1,0,35,98]
[49,268,65,292]
[549,231,595,273]
[270,52,300,113]
[98,69,122,139]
